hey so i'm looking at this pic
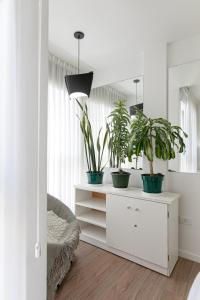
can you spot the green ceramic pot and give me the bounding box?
[87,171,104,184]
[142,173,164,193]
[111,171,130,188]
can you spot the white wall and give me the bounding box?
[167,35,200,263]
[0,1,48,299]
[144,43,167,118]
[168,172,200,262]
[143,43,168,182]
[197,104,200,170]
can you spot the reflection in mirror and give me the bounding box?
[108,76,144,169]
[168,61,200,173]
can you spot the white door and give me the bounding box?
[133,198,168,268]
[107,194,136,255]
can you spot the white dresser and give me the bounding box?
[75,184,179,276]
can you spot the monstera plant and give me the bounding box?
[107,99,131,188]
[128,109,187,193]
[77,100,108,184]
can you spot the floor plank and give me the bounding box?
[55,242,200,300]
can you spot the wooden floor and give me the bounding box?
[55,241,200,300]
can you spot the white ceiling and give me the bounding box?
[49,0,200,72]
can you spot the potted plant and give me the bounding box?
[107,100,131,188]
[129,110,187,193]
[77,100,108,184]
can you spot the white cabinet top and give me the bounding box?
[75,184,180,205]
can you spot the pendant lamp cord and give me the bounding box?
[78,38,80,74]
[136,82,138,105]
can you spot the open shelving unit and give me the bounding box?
[75,187,107,244]
[77,210,106,228]
[78,223,106,243]
[76,198,106,212]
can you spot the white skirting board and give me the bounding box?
[179,249,200,264]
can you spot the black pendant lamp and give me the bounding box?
[65,31,93,99]
[130,79,143,116]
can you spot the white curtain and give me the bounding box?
[180,87,197,173]
[48,54,83,210]
[88,86,126,133]
[0,1,48,299]
[48,54,126,208]
[0,2,18,298]
[87,86,126,168]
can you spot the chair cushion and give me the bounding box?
[47,210,70,244]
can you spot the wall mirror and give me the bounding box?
[168,60,200,173]
[101,76,144,169]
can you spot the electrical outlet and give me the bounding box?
[179,216,192,225]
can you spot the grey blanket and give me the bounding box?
[47,194,80,300]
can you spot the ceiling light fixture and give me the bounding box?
[65,31,93,99]
[130,79,143,116]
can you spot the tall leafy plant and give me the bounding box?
[77,100,108,172]
[128,110,187,175]
[108,100,130,169]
